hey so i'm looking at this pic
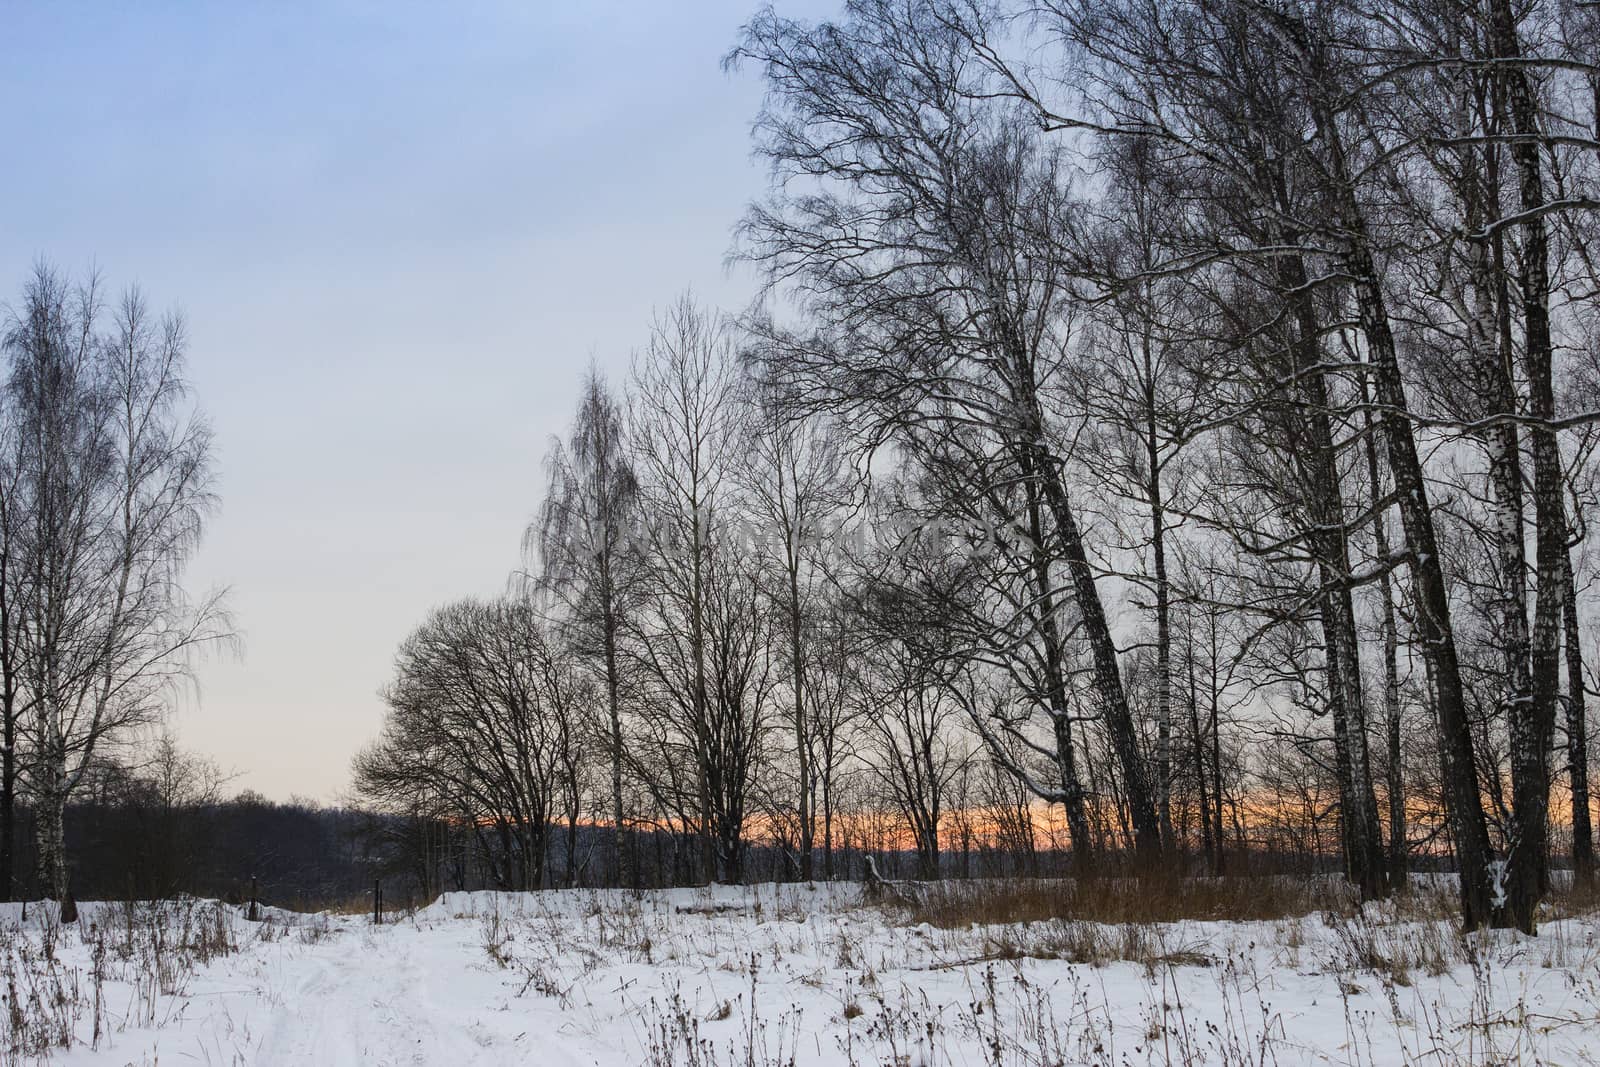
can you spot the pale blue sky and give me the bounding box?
[0,1,827,801]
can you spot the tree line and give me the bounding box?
[354,0,1599,933]
[4,733,378,910]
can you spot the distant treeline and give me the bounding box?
[21,802,1420,909]
[9,793,1099,907]
[360,811,1465,901]
[5,794,371,909]
[4,749,1482,907]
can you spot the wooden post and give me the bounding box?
[373,878,382,925]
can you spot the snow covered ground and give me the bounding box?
[3,881,1598,1066]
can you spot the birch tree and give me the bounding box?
[736,386,854,880]
[628,295,762,883]
[534,366,642,885]
[4,266,224,917]
[731,1,1165,863]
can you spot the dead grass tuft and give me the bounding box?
[902,874,1353,929]
[1546,875,1600,920]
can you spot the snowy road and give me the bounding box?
[251,938,530,1065]
[156,913,589,1066]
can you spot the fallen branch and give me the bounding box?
[862,856,927,907]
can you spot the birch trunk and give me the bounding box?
[1274,233,1389,900]
[1187,614,1218,874]
[787,555,813,882]
[1361,390,1408,890]
[1018,447,1095,859]
[1010,349,1159,864]
[0,690,13,903]
[1563,543,1594,884]
[1286,68,1492,923]
[1148,402,1173,852]
[34,720,70,909]
[604,609,626,887]
[1490,0,1564,933]
[1032,446,1162,863]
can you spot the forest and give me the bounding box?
[3,0,1598,943]
[350,0,1600,938]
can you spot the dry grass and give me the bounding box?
[315,893,383,917]
[902,874,1355,929]
[309,889,432,921]
[1546,875,1600,920]
[2,898,253,1060]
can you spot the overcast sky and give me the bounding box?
[0,1,832,802]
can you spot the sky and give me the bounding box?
[0,0,833,803]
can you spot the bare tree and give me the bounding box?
[355,597,587,891]
[628,295,757,883]
[731,3,1164,863]
[736,383,854,880]
[0,384,26,902]
[327,0,1600,920]
[804,594,866,880]
[850,545,975,880]
[1074,129,1220,851]
[533,365,642,885]
[4,266,225,917]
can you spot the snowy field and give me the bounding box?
[3,880,1599,1066]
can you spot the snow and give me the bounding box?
[2,882,1598,1065]
[1489,859,1509,910]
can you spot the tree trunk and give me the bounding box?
[822,770,835,881]
[1018,452,1095,860]
[1491,0,1564,933]
[1033,450,1162,863]
[788,557,813,881]
[604,604,627,888]
[1187,614,1217,875]
[1051,711,1095,863]
[1275,237,1388,901]
[566,800,580,888]
[1563,540,1594,884]
[1353,263,1493,926]
[1322,585,1388,899]
[1149,405,1174,852]
[1208,633,1226,876]
[0,692,13,904]
[691,506,715,884]
[36,760,70,916]
[1362,386,1409,890]
[0,547,13,905]
[1293,78,1492,924]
